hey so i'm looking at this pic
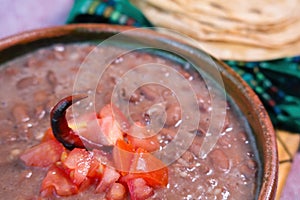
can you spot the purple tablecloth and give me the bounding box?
[1,0,299,199]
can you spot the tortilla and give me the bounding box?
[198,40,300,61]
[131,0,300,60]
[149,0,300,25]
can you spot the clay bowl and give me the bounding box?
[0,24,277,199]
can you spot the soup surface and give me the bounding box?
[0,44,259,199]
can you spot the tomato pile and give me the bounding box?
[20,104,168,200]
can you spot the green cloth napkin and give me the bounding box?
[67,0,300,133]
[225,58,300,132]
[67,0,152,26]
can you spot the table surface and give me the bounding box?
[1,0,299,199]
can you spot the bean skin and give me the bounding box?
[34,90,48,104]
[46,70,57,88]
[181,150,195,163]
[189,136,203,156]
[197,94,209,112]
[16,76,38,89]
[165,105,181,126]
[221,115,231,132]
[12,103,30,123]
[159,128,177,141]
[240,164,255,179]
[118,88,141,103]
[140,85,157,101]
[129,91,141,103]
[208,149,230,172]
[35,105,46,120]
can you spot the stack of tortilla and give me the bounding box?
[131,0,300,61]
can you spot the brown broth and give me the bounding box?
[0,44,259,199]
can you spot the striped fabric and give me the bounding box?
[67,0,152,27]
[225,58,300,132]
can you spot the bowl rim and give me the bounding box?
[0,23,278,199]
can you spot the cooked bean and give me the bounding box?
[26,57,42,68]
[129,91,141,103]
[221,115,231,132]
[118,88,141,103]
[34,90,48,104]
[16,76,38,89]
[208,149,230,172]
[179,69,191,79]
[198,163,210,174]
[53,45,66,60]
[130,112,143,124]
[4,67,19,76]
[218,135,232,148]
[162,89,173,99]
[165,105,181,126]
[118,88,127,99]
[247,159,257,170]
[229,149,244,166]
[159,128,176,140]
[197,94,208,112]
[12,103,30,122]
[181,150,195,163]
[239,132,248,143]
[189,136,203,156]
[199,118,210,131]
[8,149,21,161]
[177,158,190,167]
[140,85,157,101]
[45,98,57,113]
[104,92,112,104]
[240,164,255,179]
[35,105,46,120]
[46,70,57,88]
[195,127,206,136]
[162,89,177,104]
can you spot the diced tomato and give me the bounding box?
[41,128,55,142]
[40,165,78,197]
[78,178,94,192]
[99,116,123,145]
[80,118,109,145]
[20,139,65,167]
[78,104,129,146]
[127,148,168,187]
[126,123,160,152]
[95,166,121,193]
[127,178,153,200]
[115,139,135,152]
[92,148,113,168]
[87,155,105,179]
[63,148,93,186]
[106,182,126,200]
[99,104,114,118]
[127,135,160,152]
[99,104,129,131]
[113,139,135,174]
[68,112,98,130]
[77,112,99,122]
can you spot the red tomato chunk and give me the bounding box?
[20,139,65,167]
[63,148,93,186]
[20,103,169,199]
[41,165,78,197]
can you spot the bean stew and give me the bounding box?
[0,43,260,200]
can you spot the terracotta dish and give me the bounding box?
[0,24,277,199]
